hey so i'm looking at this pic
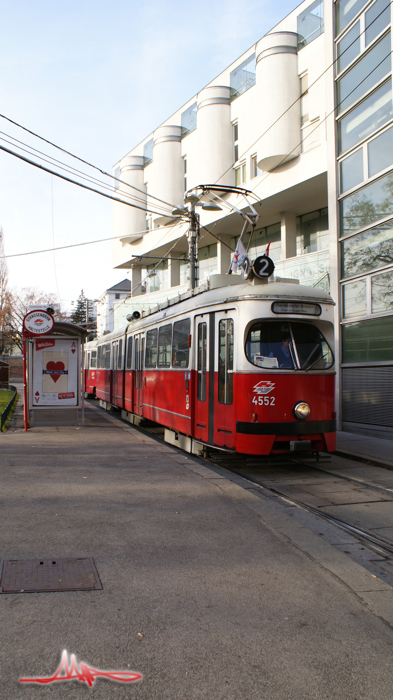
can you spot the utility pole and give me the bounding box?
[188,204,199,291]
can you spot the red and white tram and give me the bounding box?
[84,278,336,456]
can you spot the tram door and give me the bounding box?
[111,342,118,405]
[214,311,236,449]
[134,334,145,416]
[194,314,210,444]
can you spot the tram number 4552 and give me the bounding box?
[252,396,275,406]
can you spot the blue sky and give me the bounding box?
[0,0,299,310]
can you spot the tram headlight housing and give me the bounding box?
[293,402,311,420]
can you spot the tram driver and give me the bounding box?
[269,334,295,369]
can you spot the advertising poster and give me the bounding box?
[32,338,79,407]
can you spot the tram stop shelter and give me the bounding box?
[26,321,89,427]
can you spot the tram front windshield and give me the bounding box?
[246,321,333,370]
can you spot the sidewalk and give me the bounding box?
[1,403,393,699]
[336,430,393,469]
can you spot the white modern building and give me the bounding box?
[112,0,393,439]
[96,279,131,336]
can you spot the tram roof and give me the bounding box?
[94,278,334,343]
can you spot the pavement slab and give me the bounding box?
[1,406,393,699]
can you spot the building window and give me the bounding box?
[181,102,197,137]
[114,166,120,190]
[296,209,329,254]
[250,154,261,178]
[183,158,187,192]
[115,293,120,299]
[337,33,391,115]
[338,79,393,155]
[234,162,246,186]
[230,54,256,99]
[199,244,218,281]
[339,124,393,194]
[340,171,393,237]
[146,260,169,293]
[298,0,324,50]
[337,22,361,73]
[233,122,239,162]
[342,315,393,363]
[341,220,393,279]
[336,0,369,36]
[143,139,153,166]
[300,73,309,125]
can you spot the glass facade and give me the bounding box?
[336,0,393,434]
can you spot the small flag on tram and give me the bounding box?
[231,238,249,274]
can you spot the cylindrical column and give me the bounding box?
[256,32,301,172]
[149,125,183,224]
[196,86,233,187]
[115,156,147,239]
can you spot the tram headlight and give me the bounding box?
[293,402,310,420]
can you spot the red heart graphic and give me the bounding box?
[46,361,65,383]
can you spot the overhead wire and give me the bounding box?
[0,129,159,213]
[0,143,172,218]
[0,112,177,210]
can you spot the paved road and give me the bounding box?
[1,404,393,699]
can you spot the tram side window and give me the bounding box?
[126,336,133,370]
[197,322,207,401]
[118,339,123,369]
[91,350,97,368]
[158,325,172,368]
[105,343,111,369]
[146,329,158,368]
[97,346,102,368]
[172,318,190,367]
[218,318,234,405]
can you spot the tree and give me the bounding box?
[70,290,97,340]
[2,287,60,353]
[0,228,12,354]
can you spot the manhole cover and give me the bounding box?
[0,558,102,593]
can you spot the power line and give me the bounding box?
[3,221,186,259]
[0,133,172,216]
[0,112,177,211]
[0,128,173,214]
[0,143,173,218]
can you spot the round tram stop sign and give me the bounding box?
[23,310,55,336]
